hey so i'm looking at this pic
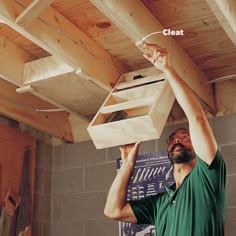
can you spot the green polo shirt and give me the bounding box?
[129,149,226,236]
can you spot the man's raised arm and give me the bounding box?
[143,43,217,165]
[104,143,140,223]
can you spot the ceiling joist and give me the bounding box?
[206,0,236,46]
[0,35,34,86]
[90,0,216,114]
[15,0,55,27]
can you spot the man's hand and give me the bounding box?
[143,43,171,72]
[119,142,140,167]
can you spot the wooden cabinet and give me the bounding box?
[87,68,175,149]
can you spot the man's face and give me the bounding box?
[167,129,195,164]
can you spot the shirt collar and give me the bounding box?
[165,183,176,196]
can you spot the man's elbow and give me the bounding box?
[104,208,113,218]
[104,208,121,220]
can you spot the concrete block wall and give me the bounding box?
[32,142,53,236]
[50,113,236,236]
[213,115,236,236]
[51,142,118,236]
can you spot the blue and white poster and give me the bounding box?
[117,151,174,236]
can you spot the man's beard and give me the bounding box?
[168,143,195,164]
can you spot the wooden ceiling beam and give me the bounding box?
[206,0,236,46]
[15,0,55,27]
[90,0,216,114]
[0,35,34,86]
[0,0,128,92]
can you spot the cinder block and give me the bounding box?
[212,114,236,144]
[139,139,157,155]
[52,192,106,221]
[44,170,52,195]
[227,175,236,207]
[107,146,120,161]
[53,145,63,170]
[53,168,83,194]
[85,219,119,236]
[34,168,44,194]
[31,221,42,236]
[63,141,106,168]
[222,145,236,175]
[85,163,117,191]
[33,194,51,222]
[52,222,85,236]
[225,208,236,236]
[36,142,53,170]
[42,223,51,236]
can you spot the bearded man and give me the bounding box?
[104,43,226,236]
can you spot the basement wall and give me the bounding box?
[47,113,236,236]
[32,142,53,236]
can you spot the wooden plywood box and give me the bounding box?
[87,69,175,149]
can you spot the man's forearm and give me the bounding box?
[104,162,134,219]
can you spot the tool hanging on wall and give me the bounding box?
[0,189,21,236]
[15,147,31,236]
